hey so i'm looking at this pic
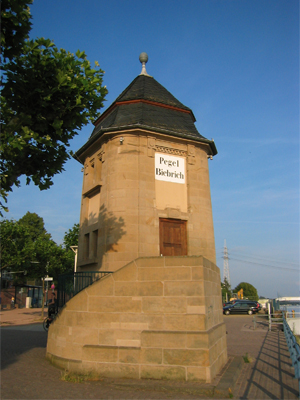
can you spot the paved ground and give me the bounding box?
[0,308,299,399]
[0,307,45,326]
[224,313,299,399]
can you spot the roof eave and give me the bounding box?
[74,124,217,163]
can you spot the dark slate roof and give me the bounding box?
[114,75,192,112]
[91,102,200,139]
[75,74,217,157]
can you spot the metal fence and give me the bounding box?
[57,271,113,310]
[283,315,300,396]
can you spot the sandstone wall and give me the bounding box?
[77,132,216,272]
[46,256,227,382]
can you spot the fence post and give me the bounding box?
[268,302,272,331]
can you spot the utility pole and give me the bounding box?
[223,239,230,285]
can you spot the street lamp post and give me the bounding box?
[70,246,78,293]
[70,246,78,273]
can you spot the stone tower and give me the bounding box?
[46,55,227,383]
[74,53,217,272]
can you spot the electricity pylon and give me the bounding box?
[223,239,230,284]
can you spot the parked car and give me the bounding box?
[234,299,262,311]
[223,301,234,307]
[258,299,269,313]
[223,301,260,315]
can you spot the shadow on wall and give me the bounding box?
[81,205,126,269]
[98,204,126,252]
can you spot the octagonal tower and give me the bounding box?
[46,55,227,384]
[74,54,217,272]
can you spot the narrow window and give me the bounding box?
[88,188,100,225]
[91,230,98,258]
[84,233,90,259]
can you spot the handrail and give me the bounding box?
[282,315,300,397]
[57,271,113,310]
[268,311,283,331]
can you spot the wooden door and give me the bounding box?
[159,218,187,256]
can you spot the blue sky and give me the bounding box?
[5,0,299,298]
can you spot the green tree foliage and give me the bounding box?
[234,282,259,301]
[18,211,47,241]
[0,212,78,280]
[63,223,79,250]
[29,235,66,281]
[0,218,33,271]
[1,0,32,63]
[28,234,67,319]
[221,277,232,301]
[0,1,108,215]
[0,213,50,276]
[0,0,33,214]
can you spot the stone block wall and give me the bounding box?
[77,132,217,272]
[46,256,227,382]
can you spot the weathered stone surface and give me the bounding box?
[82,345,119,362]
[98,329,116,346]
[70,327,99,346]
[186,332,209,348]
[187,366,207,382]
[164,281,204,297]
[88,297,142,313]
[140,348,163,364]
[86,275,114,296]
[114,281,163,296]
[64,290,88,311]
[118,347,141,364]
[191,266,204,280]
[141,331,187,349]
[186,314,206,331]
[164,256,204,267]
[95,363,140,379]
[138,266,192,281]
[113,262,138,281]
[141,365,186,381]
[142,297,187,314]
[163,348,209,367]
[135,257,165,268]
[47,257,227,383]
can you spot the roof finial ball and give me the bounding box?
[139,52,149,76]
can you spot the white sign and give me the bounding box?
[155,153,185,184]
[44,277,53,281]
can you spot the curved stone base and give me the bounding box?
[46,256,227,382]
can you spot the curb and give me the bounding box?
[214,356,244,397]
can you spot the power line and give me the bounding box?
[227,257,299,272]
[217,248,298,268]
[227,251,299,267]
